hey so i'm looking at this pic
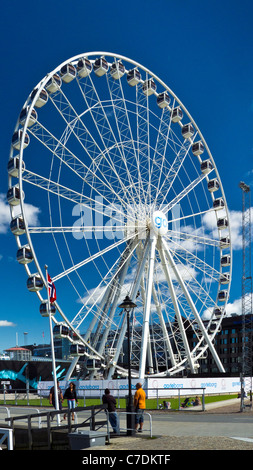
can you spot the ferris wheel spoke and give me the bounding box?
[105,68,142,205]
[157,239,196,373]
[22,169,127,225]
[95,243,134,359]
[169,236,221,283]
[169,207,218,227]
[48,87,135,207]
[28,120,130,213]
[77,73,140,207]
[135,74,152,206]
[28,225,139,234]
[166,229,221,248]
[149,106,175,205]
[161,238,225,373]
[157,138,193,208]
[139,236,156,379]
[71,239,138,331]
[107,236,151,379]
[163,171,211,215]
[53,230,138,282]
[151,283,176,369]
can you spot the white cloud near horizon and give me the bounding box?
[0,320,16,327]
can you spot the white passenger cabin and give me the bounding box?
[27,275,43,292]
[157,92,171,108]
[12,130,30,150]
[192,141,204,156]
[218,290,228,302]
[200,160,213,174]
[30,88,48,108]
[209,323,218,333]
[53,323,70,339]
[182,123,194,139]
[45,74,62,93]
[7,157,25,178]
[127,68,141,86]
[60,64,76,83]
[217,217,228,230]
[220,273,230,284]
[221,255,231,267]
[110,61,125,79]
[77,57,92,78]
[220,237,230,249]
[70,344,86,356]
[17,246,33,264]
[7,186,23,206]
[171,107,183,122]
[39,301,56,317]
[213,198,225,210]
[207,179,219,192]
[10,216,25,235]
[213,307,223,319]
[19,107,37,127]
[93,57,109,76]
[142,78,156,96]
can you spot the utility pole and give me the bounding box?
[239,182,252,411]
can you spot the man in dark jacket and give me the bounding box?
[102,388,120,434]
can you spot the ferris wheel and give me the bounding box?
[7,52,232,379]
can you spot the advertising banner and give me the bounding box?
[38,376,242,398]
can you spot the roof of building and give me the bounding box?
[5,347,30,352]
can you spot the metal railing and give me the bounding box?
[0,387,207,410]
[4,404,109,450]
[0,428,13,450]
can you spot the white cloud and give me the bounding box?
[225,297,242,316]
[0,194,11,234]
[0,193,40,234]
[0,320,16,327]
[202,207,253,251]
[202,296,243,321]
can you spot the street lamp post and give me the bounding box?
[119,295,137,436]
[45,265,60,426]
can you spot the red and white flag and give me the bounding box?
[47,273,57,303]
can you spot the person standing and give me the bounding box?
[134,383,146,432]
[102,388,120,434]
[63,382,79,420]
[49,380,63,420]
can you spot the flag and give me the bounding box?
[47,273,57,303]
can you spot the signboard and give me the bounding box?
[37,376,242,398]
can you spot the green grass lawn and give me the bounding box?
[0,394,238,410]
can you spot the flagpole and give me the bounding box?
[45,264,60,426]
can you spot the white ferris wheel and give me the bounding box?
[7,52,232,379]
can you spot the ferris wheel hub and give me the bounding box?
[151,210,168,236]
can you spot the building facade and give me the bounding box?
[190,314,253,377]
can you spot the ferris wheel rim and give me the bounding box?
[8,51,232,378]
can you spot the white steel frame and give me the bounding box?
[7,52,232,379]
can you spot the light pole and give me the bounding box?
[45,265,60,426]
[239,181,252,412]
[119,295,137,435]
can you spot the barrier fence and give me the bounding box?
[0,387,207,410]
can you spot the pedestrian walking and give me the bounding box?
[49,380,63,420]
[63,382,78,420]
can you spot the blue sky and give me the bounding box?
[0,0,253,353]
